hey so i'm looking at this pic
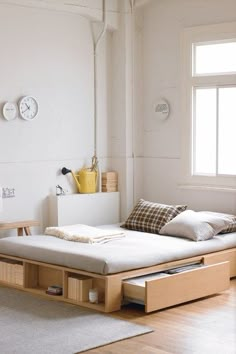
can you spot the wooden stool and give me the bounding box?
[0,220,39,236]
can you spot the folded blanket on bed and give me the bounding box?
[44,224,125,244]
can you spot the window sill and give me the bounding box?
[178,184,236,193]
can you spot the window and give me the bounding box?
[182,23,236,189]
[193,41,236,75]
[193,85,236,176]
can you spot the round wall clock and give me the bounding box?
[18,96,39,121]
[2,102,17,121]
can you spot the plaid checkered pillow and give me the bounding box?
[220,215,236,234]
[122,199,187,234]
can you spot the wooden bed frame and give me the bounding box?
[0,221,235,313]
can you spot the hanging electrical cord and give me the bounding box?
[130,0,136,205]
[130,0,136,10]
[91,0,106,176]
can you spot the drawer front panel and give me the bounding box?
[146,262,230,313]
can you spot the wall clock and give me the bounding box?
[2,102,17,121]
[18,96,39,121]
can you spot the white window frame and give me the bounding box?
[181,22,236,190]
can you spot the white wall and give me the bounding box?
[0,3,113,234]
[137,0,236,214]
[3,0,233,236]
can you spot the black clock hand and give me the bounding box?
[22,107,30,114]
[25,103,30,109]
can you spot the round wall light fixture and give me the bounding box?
[154,98,170,120]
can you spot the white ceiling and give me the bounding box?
[0,0,151,13]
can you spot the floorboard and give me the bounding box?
[85,278,236,354]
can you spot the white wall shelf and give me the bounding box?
[49,192,120,226]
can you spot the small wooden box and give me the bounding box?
[102,171,118,192]
[68,275,92,302]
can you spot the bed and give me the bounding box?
[0,199,236,313]
[0,224,235,313]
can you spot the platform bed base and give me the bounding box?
[0,248,235,313]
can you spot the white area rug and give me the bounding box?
[0,286,152,354]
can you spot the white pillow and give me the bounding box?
[159,210,234,241]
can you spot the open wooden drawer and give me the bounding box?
[123,261,230,313]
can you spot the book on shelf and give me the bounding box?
[46,290,63,296]
[46,285,63,295]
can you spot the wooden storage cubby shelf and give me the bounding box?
[65,270,105,309]
[0,255,106,312]
[66,272,104,300]
[24,263,64,298]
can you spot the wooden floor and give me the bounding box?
[85,278,236,354]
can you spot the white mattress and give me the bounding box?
[0,225,236,275]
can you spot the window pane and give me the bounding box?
[194,42,236,75]
[194,88,216,175]
[218,87,236,175]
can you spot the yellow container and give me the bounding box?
[73,168,97,194]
